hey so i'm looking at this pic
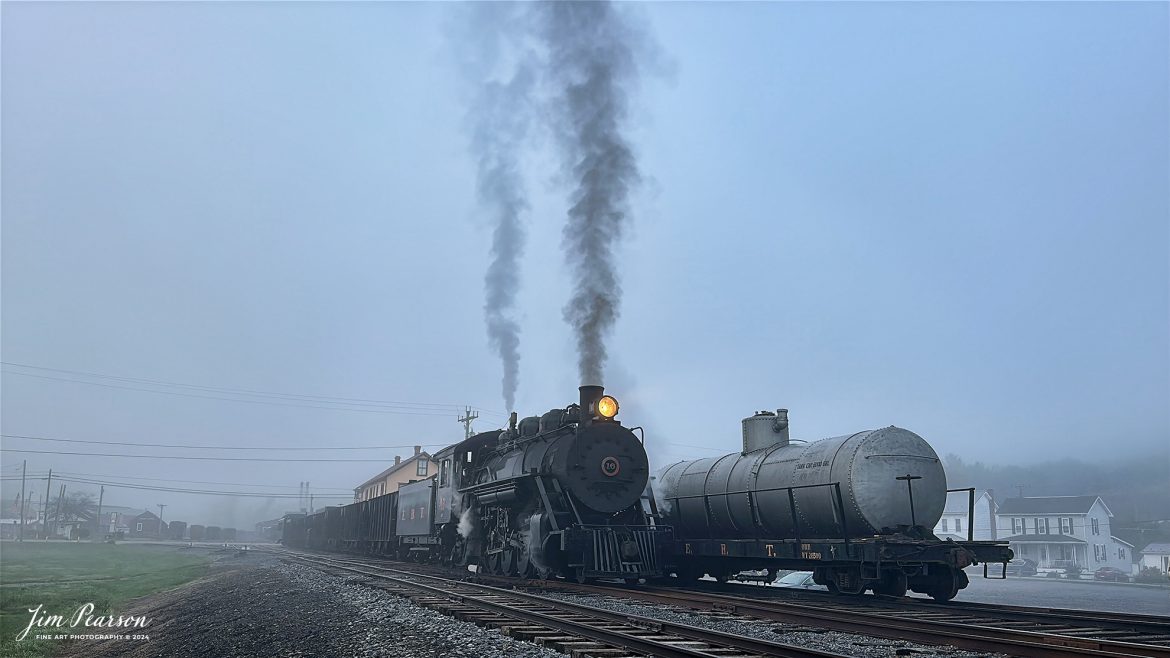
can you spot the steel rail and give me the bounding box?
[280,551,851,658]
[557,581,1170,658]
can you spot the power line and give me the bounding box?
[2,362,508,418]
[5,371,475,417]
[3,471,354,491]
[2,448,411,462]
[3,433,446,452]
[41,475,355,499]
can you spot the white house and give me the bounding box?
[995,495,1131,573]
[1139,542,1170,574]
[934,490,997,541]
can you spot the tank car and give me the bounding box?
[655,409,1012,600]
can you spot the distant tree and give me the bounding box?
[48,492,98,525]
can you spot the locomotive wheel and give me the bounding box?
[485,552,502,575]
[515,548,532,578]
[502,548,519,577]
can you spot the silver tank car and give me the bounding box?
[655,410,946,539]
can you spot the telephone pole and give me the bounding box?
[52,484,65,539]
[157,504,167,539]
[457,406,479,439]
[42,469,52,539]
[95,486,104,541]
[19,460,27,542]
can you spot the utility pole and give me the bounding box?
[19,460,26,542]
[309,494,314,514]
[52,484,65,539]
[457,406,479,439]
[42,469,52,540]
[157,504,167,540]
[95,486,104,542]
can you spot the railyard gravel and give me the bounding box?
[535,590,1011,658]
[55,550,562,658]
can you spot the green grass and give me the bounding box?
[0,542,212,657]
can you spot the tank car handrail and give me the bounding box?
[666,480,852,546]
[947,487,976,542]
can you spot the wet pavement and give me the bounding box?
[911,572,1170,615]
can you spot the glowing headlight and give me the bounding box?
[596,395,619,419]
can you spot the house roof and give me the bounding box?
[356,451,433,490]
[942,490,993,514]
[1001,534,1085,544]
[1140,542,1170,555]
[996,496,1107,516]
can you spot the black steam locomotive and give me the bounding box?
[283,386,672,582]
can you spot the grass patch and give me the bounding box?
[1,542,211,657]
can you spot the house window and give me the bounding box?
[1091,518,1099,535]
[136,522,143,532]
[1033,518,1041,534]
[941,519,948,532]
[955,518,962,533]
[1060,518,1071,534]
[1119,547,1126,560]
[417,460,428,477]
[1012,518,1023,535]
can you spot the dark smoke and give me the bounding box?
[464,6,536,412]
[541,1,643,385]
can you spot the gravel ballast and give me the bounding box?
[534,590,1011,658]
[54,551,561,658]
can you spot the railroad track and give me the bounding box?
[551,580,1170,658]
[277,550,852,658]
[269,547,1170,657]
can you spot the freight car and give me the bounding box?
[654,409,1013,601]
[284,386,672,582]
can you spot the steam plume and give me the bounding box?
[466,8,535,412]
[541,1,643,384]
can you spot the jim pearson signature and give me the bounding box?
[16,603,150,642]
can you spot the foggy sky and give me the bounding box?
[2,2,1167,528]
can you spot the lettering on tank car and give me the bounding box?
[766,544,775,557]
[796,460,830,470]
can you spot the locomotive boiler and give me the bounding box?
[655,409,1012,600]
[455,385,671,581]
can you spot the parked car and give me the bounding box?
[1093,567,1131,582]
[1004,558,1038,577]
[732,569,773,584]
[773,571,827,591]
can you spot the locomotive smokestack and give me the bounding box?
[742,408,790,453]
[579,385,604,426]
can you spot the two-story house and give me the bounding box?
[995,495,1132,573]
[934,489,998,540]
[354,445,438,502]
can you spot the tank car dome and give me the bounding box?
[560,422,649,514]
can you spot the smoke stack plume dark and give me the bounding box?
[542,0,643,385]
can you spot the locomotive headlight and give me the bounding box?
[596,395,619,419]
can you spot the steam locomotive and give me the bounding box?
[654,409,1013,600]
[283,386,672,582]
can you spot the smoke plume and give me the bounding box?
[541,1,643,384]
[462,5,536,412]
